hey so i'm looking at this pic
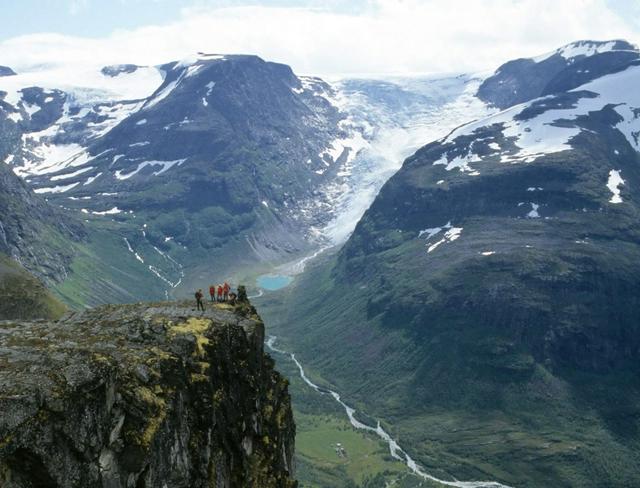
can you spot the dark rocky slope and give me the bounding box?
[10,55,348,278]
[0,253,66,320]
[262,47,640,486]
[0,66,15,77]
[0,54,363,303]
[0,161,85,284]
[0,300,296,487]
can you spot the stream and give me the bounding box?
[266,336,513,488]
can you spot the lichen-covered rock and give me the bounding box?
[0,300,296,487]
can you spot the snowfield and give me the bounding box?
[318,75,494,245]
[431,64,640,177]
[114,159,187,180]
[533,40,621,63]
[607,170,625,204]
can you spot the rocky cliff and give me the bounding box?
[0,161,85,285]
[0,300,296,488]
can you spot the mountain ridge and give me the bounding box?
[477,39,639,108]
[260,39,640,487]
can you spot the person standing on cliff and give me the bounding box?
[217,284,223,302]
[209,285,216,302]
[223,281,230,302]
[195,289,205,311]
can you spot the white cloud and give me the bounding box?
[1,0,637,76]
[68,0,89,15]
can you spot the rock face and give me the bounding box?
[0,301,296,488]
[0,54,356,275]
[0,54,371,300]
[0,66,16,77]
[0,161,85,284]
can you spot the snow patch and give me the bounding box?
[527,203,540,218]
[33,182,80,193]
[145,79,179,109]
[533,41,619,63]
[23,102,40,117]
[13,143,91,177]
[607,169,624,203]
[427,222,463,253]
[84,172,102,185]
[418,227,443,239]
[50,166,93,181]
[114,159,187,180]
[92,207,122,215]
[433,150,478,173]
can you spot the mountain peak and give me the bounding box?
[0,65,16,77]
[478,38,640,109]
[533,39,638,63]
[100,64,141,77]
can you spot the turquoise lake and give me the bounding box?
[256,274,294,291]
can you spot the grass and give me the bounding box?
[0,254,67,320]
[267,333,436,488]
[256,228,640,487]
[296,413,407,486]
[53,224,169,308]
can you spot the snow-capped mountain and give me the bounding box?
[266,40,640,487]
[0,52,495,297]
[3,40,633,302]
[0,55,356,278]
[306,74,493,246]
[477,39,638,108]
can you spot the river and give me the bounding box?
[266,336,513,488]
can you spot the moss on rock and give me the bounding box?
[0,300,296,487]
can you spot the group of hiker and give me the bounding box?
[195,282,236,311]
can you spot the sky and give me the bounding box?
[0,0,639,76]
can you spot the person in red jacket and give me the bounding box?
[209,285,216,302]
[217,284,223,302]
[223,282,230,302]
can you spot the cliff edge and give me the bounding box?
[0,300,296,488]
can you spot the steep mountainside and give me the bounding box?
[0,300,296,488]
[0,253,66,320]
[263,41,640,487]
[23,56,350,257]
[0,160,84,284]
[0,55,355,252]
[0,55,495,305]
[0,54,372,301]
